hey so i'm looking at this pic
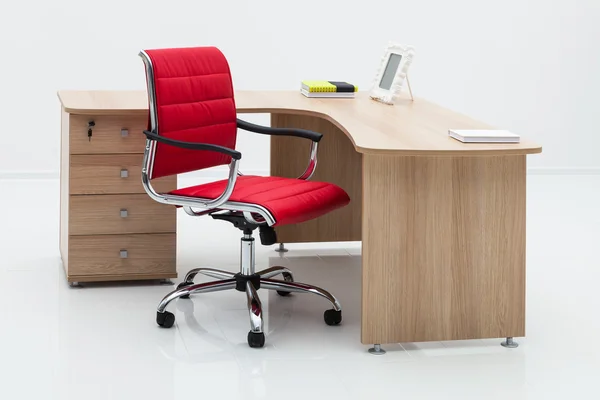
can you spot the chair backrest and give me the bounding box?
[140,46,238,180]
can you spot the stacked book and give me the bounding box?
[301,80,357,98]
[448,129,521,143]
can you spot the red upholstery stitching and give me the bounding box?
[170,176,350,226]
[143,47,238,179]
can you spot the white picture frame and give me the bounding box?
[369,42,415,105]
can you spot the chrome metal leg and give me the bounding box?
[68,281,80,288]
[241,234,256,275]
[501,337,519,348]
[257,266,293,280]
[275,243,288,253]
[368,344,386,355]
[245,281,263,333]
[260,278,341,311]
[157,279,236,313]
[184,268,236,282]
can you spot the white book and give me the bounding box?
[300,88,355,98]
[448,129,520,143]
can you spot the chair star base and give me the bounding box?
[155,232,342,348]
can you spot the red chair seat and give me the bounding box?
[169,176,350,226]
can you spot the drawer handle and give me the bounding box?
[120,169,129,178]
[120,250,128,259]
[121,129,129,137]
[120,209,128,218]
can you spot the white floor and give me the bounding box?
[1,175,599,400]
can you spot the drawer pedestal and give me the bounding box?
[59,107,177,283]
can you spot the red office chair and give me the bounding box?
[139,46,350,348]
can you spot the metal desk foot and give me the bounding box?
[275,243,288,253]
[368,344,386,355]
[501,337,519,348]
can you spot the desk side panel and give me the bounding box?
[60,109,70,274]
[270,114,362,243]
[361,154,526,344]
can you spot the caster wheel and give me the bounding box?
[177,281,193,299]
[247,331,265,348]
[276,272,294,296]
[324,309,342,326]
[156,311,175,328]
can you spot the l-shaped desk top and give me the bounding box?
[57,90,542,156]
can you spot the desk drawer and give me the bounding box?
[70,114,147,154]
[68,233,176,276]
[70,154,176,195]
[69,194,176,235]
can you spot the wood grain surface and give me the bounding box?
[361,154,526,344]
[60,108,70,273]
[57,90,542,156]
[69,114,147,154]
[69,154,176,195]
[68,233,176,277]
[69,194,176,236]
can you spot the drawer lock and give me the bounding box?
[87,121,95,142]
[121,129,129,137]
[120,250,128,259]
[120,209,128,218]
[120,169,129,178]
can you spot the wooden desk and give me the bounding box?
[58,90,542,346]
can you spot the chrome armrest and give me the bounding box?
[236,118,321,180]
[143,130,241,160]
[200,159,240,208]
[236,119,323,142]
[141,138,241,210]
[297,141,319,180]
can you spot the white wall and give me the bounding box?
[1,0,599,177]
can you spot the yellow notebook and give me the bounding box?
[301,80,358,93]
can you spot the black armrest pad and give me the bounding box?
[143,130,241,160]
[236,119,323,142]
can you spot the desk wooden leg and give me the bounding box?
[361,154,527,344]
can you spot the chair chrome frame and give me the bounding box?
[139,49,342,349]
[139,50,319,226]
[139,50,273,226]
